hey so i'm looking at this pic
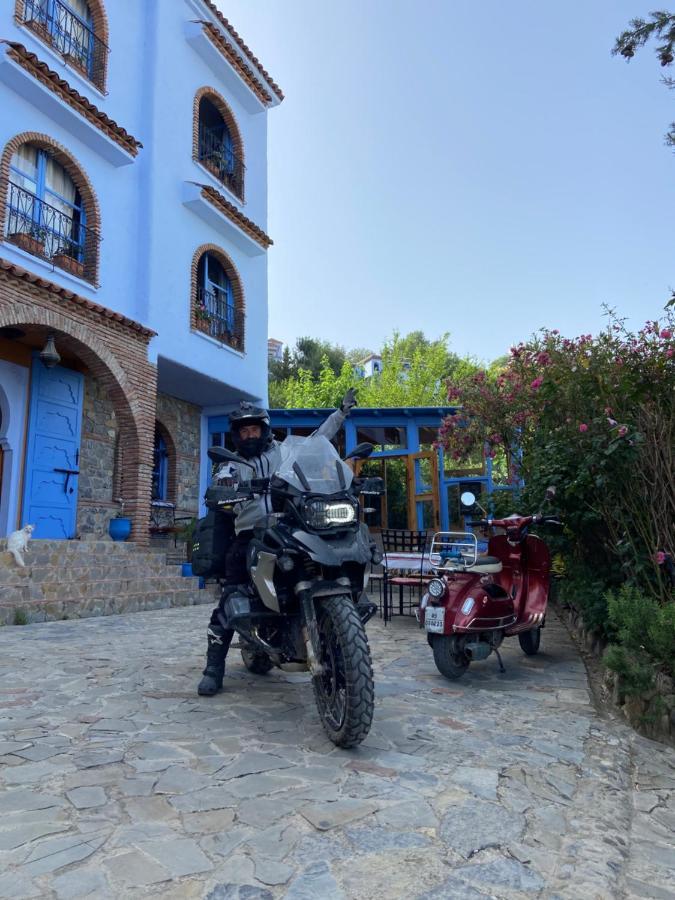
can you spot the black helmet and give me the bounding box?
[229,401,272,459]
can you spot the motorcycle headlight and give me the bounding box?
[427,578,445,599]
[304,500,357,529]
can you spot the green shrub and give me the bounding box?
[13,609,29,626]
[603,644,654,696]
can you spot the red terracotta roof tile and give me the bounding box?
[196,184,273,249]
[199,0,284,101]
[3,42,142,156]
[0,257,156,338]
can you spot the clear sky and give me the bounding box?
[219,1,675,363]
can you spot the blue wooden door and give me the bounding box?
[21,359,83,539]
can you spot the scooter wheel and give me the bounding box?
[518,627,541,656]
[432,635,469,680]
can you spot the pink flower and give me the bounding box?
[530,377,543,390]
[551,329,559,335]
[616,357,623,366]
[579,423,588,433]
[536,351,551,366]
[618,425,628,437]
[660,329,672,339]
[655,551,666,565]
[667,348,674,358]
[604,406,613,415]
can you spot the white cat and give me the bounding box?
[7,524,35,567]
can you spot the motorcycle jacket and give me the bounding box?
[215,407,347,534]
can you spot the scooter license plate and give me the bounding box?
[425,607,445,633]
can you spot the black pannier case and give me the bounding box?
[191,508,234,578]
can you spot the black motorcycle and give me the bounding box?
[203,434,383,748]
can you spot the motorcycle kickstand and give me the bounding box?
[494,647,506,674]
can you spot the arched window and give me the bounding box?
[193,249,245,352]
[197,94,244,200]
[152,427,168,501]
[20,0,109,90]
[5,143,99,282]
[5,143,95,280]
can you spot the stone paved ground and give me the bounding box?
[0,606,674,900]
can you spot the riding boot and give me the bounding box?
[197,624,233,696]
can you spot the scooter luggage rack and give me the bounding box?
[429,532,478,572]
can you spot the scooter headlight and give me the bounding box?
[428,578,445,599]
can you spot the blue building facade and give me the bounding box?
[0,0,281,540]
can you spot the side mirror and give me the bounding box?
[345,442,375,461]
[545,485,556,501]
[207,447,255,470]
[460,491,476,508]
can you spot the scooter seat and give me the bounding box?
[441,555,503,574]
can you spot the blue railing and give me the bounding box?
[195,286,244,351]
[5,182,99,279]
[21,0,108,90]
[198,123,245,200]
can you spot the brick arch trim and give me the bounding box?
[193,86,245,196]
[0,299,152,542]
[0,132,101,285]
[154,416,178,504]
[15,0,110,90]
[190,243,245,352]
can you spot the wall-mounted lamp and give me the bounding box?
[39,333,61,369]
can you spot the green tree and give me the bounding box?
[614,10,675,146]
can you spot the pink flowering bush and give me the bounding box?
[439,309,674,606]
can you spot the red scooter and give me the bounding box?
[419,488,560,679]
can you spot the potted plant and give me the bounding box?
[7,226,47,258]
[52,246,84,279]
[194,302,212,334]
[176,517,197,574]
[108,498,132,541]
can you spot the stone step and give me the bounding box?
[0,574,203,605]
[0,559,185,585]
[0,587,214,625]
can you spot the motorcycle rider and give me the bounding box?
[197,388,358,696]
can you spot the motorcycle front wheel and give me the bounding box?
[313,596,374,748]
[432,635,470,680]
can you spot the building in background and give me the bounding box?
[267,337,283,362]
[0,0,282,540]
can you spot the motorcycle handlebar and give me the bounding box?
[472,514,562,528]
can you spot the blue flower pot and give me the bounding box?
[108,517,132,542]
[181,562,193,577]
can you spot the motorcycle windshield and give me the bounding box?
[276,435,354,495]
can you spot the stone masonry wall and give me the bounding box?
[156,392,201,518]
[77,375,117,538]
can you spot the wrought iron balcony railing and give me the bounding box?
[4,181,100,281]
[194,286,245,351]
[198,123,245,200]
[21,0,109,91]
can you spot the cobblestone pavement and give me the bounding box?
[0,606,673,900]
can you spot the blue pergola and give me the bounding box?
[207,406,502,532]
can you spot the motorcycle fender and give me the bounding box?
[250,551,280,613]
[291,528,372,567]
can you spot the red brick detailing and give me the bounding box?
[197,184,272,249]
[0,262,156,544]
[190,243,245,352]
[15,0,110,92]
[4,43,142,156]
[0,259,153,336]
[1,132,102,285]
[199,0,284,101]
[200,22,274,107]
[192,86,244,199]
